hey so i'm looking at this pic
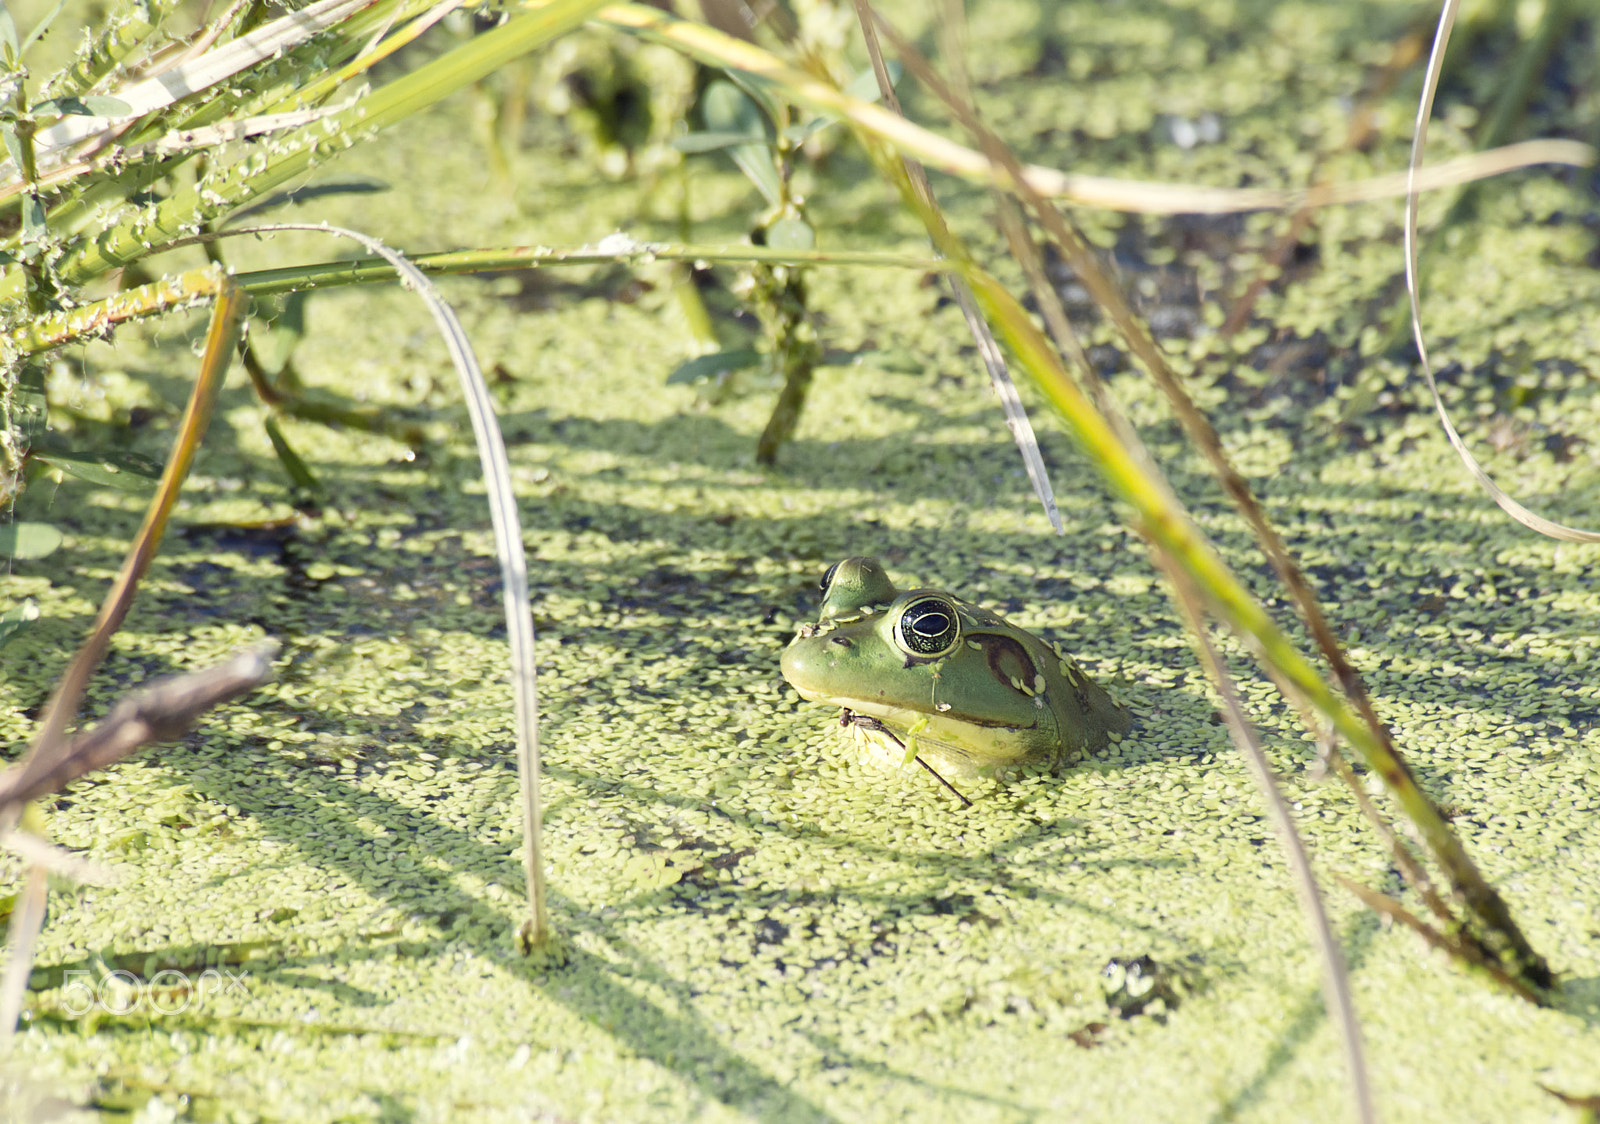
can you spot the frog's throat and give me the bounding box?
[837,706,1023,777]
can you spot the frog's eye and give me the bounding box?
[894,596,961,658]
[820,560,842,597]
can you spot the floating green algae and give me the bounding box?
[5,0,1600,1119]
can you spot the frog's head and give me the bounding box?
[782,558,1066,771]
[781,556,1132,776]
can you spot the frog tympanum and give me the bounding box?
[780,557,1131,799]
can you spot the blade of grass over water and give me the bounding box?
[1156,552,1373,1124]
[22,235,943,462]
[0,271,247,1035]
[223,241,947,298]
[855,4,1551,997]
[8,268,244,768]
[221,222,555,957]
[848,0,1061,534]
[7,267,246,355]
[1403,0,1600,545]
[0,866,46,1040]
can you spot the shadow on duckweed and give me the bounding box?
[43,751,848,1119]
[1203,905,1387,1124]
[22,433,1595,793]
[11,296,1600,1115]
[48,730,1210,1118]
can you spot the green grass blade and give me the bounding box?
[236,221,554,957]
[15,0,607,293]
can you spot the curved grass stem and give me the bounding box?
[224,222,555,957]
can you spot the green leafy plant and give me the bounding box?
[667,65,901,464]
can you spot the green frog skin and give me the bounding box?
[781,557,1133,780]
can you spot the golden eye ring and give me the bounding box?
[893,596,961,658]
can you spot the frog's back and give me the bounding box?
[1016,624,1132,763]
[951,594,1132,769]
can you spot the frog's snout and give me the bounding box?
[780,638,828,696]
[779,642,805,684]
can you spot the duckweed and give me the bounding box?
[4,0,1600,1119]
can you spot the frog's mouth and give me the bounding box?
[796,691,1035,733]
[797,693,928,730]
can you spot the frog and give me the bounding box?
[780,557,1132,796]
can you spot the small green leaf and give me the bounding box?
[34,95,132,117]
[701,80,768,139]
[701,81,782,205]
[32,446,163,492]
[671,130,771,154]
[765,216,814,252]
[667,348,762,385]
[0,124,25,174]
[721,70,782,129]
[0,7,18,61]
[782,118,833,145]
[21,194,45,239]
[731,144,782,207]
[264,415,321,492]
[76,95,131,117]
[0,522,63,560]
[0,600,39,650]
